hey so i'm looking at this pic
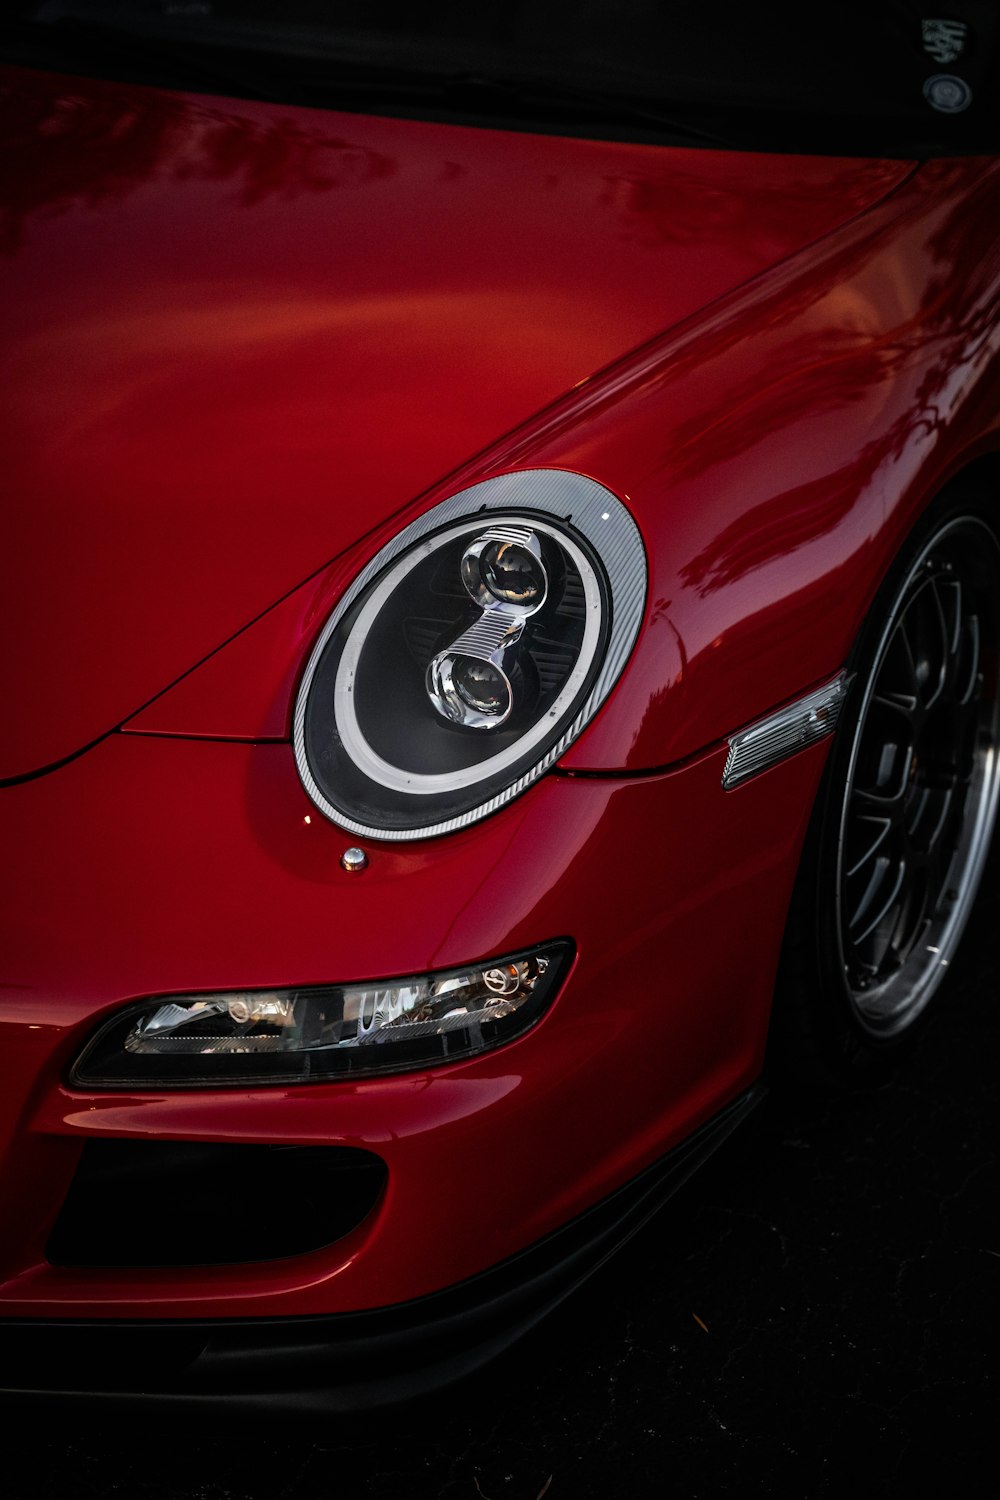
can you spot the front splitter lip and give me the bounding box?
[0,1085,764,1412]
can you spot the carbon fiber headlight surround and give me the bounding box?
[294,471,646,838]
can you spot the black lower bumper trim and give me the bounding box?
[0,1084,764,1409]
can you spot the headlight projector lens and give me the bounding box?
[294,470,646,838]
[462,525,548,612]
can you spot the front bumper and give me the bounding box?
[0,1086,762,1408]
[0,729,826,1336]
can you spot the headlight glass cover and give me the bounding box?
[294,470,646,838]
[72,942,571,1088]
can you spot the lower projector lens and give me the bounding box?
[453,658,510,715]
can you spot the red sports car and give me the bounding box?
[2,2,998,1407]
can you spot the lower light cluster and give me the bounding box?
[71,941,572,1088]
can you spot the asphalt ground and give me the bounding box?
[8,862,999,1499]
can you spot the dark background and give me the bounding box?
[8,861,998,1499]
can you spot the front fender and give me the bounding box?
[125,158,1000,772]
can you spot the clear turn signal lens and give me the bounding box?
[71,942,571,1089]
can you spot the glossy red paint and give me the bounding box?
[1,65,910,779]
[125,157,1000,771]
[2,52,1000,1377]
[0,729,827,1316]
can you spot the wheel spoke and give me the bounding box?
[888,866,930,969]
[936,576,963,661]
[851,700,915,806]
[845,814,892,878]
[855,890,905,977]
[874,624,919,710]
[912,783,955,854]
[848,854,905,946]
[900,577,948,709]
[954,612,981,707]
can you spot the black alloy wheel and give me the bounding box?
[773,494,1000,1085]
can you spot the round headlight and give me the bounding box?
[293,470,646,838]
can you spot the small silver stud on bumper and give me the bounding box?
[340,847,369,873]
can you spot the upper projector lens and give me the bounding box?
[481,540,546,607]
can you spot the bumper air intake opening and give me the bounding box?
[46,1140,387,1267]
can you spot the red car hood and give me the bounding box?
[0,66,910,780]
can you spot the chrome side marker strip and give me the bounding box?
[723,672,850,789]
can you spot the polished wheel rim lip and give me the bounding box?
[835,515,1000,1038]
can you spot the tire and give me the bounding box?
[770,488,1000,1089]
